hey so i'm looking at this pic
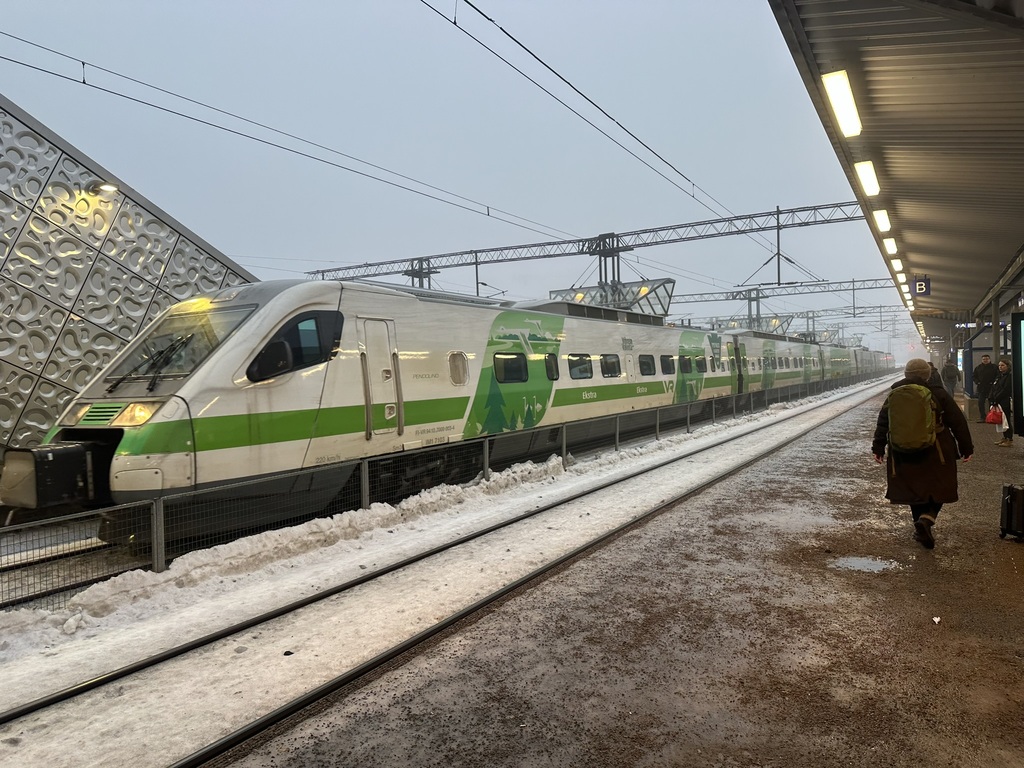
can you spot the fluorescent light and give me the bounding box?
[855,161,880,196]
[883,238,898,255]
[901,285,911,294]
[821,70,862,138]
[890,259,903,272]
[873,210,891,232]
[896,273,907,284]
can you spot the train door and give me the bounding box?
[625,355,635,383]
[727,337,743,393]
[360,319,400,436]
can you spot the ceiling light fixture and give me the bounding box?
[890,258,903,272]
[897,273,907,284]
[854,161,880,196]
[873,210,891,232]
[883,238,898,255]
[821,70,862,138]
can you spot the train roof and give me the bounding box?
[344,281,665,325]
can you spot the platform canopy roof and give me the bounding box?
[769,0,1024,353]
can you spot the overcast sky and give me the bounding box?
[0,1,916,355]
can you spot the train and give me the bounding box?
[0,279,891,541]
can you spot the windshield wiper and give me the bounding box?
[147,334,194,391]
[106,342,158,393]
[105,335,194,394]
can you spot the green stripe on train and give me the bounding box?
[551,381,669,407]
[116,396,470,455]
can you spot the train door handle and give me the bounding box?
[384,404,397,420]
[381,369,393,382]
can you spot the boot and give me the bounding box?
[913,518,935,549]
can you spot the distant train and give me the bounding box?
[0,280,890,528]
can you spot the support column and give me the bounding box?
[992,300,1001,355]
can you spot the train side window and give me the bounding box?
[600,354,621,378]
[494,352,528,383]
[545,353,559,381]
[660,355,676,375]
[448,352,469,385]
[568,354,593,380]
[696,357,707,373]
[638,354,656,376]
[249,311,342,381]
[680,355,692,374]
[292,318,323,366]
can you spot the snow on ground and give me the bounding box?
[0,380,891,766]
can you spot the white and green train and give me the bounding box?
[0,280,890,519]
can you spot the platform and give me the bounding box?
[227,390,1024,768]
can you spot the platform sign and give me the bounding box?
[913,276,931,296]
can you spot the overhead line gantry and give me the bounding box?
[307,201,865,286]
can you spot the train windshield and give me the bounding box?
[105,304,255,391]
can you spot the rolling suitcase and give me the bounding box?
[999,484,1024,539]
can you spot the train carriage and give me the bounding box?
[0,280,888,535]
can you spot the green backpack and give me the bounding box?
[887,384,943,458]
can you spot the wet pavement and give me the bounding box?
[225,393,1024,768]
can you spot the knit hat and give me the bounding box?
[905,358,931,382]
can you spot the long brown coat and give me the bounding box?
[871,378,974,504]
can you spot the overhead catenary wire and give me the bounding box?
[0,30,578,245]
[424,0,823,279]
[2,21,819,292]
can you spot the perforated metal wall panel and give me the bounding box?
[0,94,257,458]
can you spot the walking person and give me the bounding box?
[872,358,974,549]
[927,361,942,388]
[940,358,961,397]
[972,353,998,422]
[989,357,1013,446]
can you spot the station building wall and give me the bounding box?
[0,93,257,459]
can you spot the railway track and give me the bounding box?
[0,381,889,768]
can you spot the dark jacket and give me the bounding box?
[872,378,974,505]
[941,362,961,384]
[927,366,942,388]
[973,362,998,390]
[989,369,1012,411]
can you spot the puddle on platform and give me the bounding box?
[829,556,902,573]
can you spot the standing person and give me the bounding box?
[940,358,961,397]
[927,362,942,388]
[872,358,974,549]
[989,357,1013,446]
[972,353,999,421]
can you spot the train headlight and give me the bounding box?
[58,403,91,427]
[111,402,162,427]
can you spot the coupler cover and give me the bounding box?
[0,443,101,509]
